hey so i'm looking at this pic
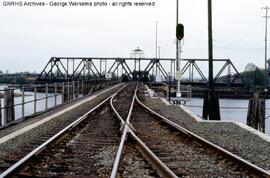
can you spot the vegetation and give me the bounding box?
[242,63,266,87]
[0,71,38,84]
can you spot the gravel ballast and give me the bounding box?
[140,94,270,171]
[0,84,124,173]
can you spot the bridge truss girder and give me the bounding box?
[37,57,247,88]
[181,59,246,87]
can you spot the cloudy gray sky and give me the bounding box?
[0,0,269,74]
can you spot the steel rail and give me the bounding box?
[110,94,125,126]
[135,94,270,177]
[110,83,138,178]
[126,83,138,125]
[128,128,178,178]
[0,84,128,178]
[110,125,129,178]
[110,82,178,178]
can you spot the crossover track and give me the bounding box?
[1,82,270,177]
[110,83,270,178]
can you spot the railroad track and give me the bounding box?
[132,104,246,177]
[19,104,121,177]
[0,83,161,178]
[0,84,128,177]
[0,82,269,177]
[111,82,136,119]
[110,83,270,178]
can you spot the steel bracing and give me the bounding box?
[37,57,247,88]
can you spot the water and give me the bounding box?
[0,84,62,125]
[186,98,270,136]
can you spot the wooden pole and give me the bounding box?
[81,81,84,96]
[4,88,15,124]
[34,85,37,114]
[54,83,57,106]
[45,84,48,110]
[22,87,25,118]
[72,81,75,99]
[76,81,80,98]
[67,82,70,101]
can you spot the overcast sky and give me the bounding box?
[0,0,269,74]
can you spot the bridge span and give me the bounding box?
[37,57,247,88]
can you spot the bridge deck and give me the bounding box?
[141,91,270,172]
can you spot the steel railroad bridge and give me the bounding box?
[37,57,247,88]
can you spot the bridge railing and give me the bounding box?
[148,82,192,100]
[0,80,119,128]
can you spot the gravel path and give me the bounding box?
[0,84,124,174]
[139,90,270,171]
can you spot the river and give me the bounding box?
[186,98,270,136]
[0,84,62,125]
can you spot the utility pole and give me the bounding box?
[202,0,221,120]
[262,5,270,90]
[158,46,161,58]
[155,21,158,59]
[176,0,181,99]
[208,0,213,90]
[176,0,179,60]
[157,46,161,75]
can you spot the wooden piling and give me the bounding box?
[247,93,265,133]
[259,98,265,133]
[3,88,15,125]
